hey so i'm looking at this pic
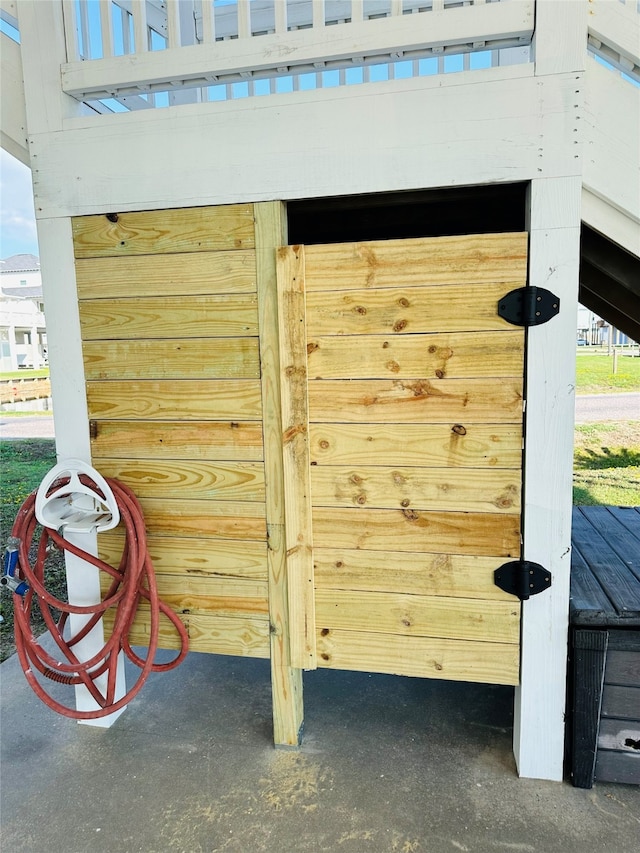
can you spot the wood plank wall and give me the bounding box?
[73,205,271,658]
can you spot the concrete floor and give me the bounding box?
[1,647,639,853]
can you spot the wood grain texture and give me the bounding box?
[303,234,528,292]
[90,420,264,461]
[308,379,523,424]
[315,589,520,644]
[310,466,520,513]
[306,330,523,380]
[83,338,260,380]
[255,201,304,743]
[129,497,267,541]
[312,507,520,558]
[79,294,258,340]
[72,204,255,257]
[100,574,268,618]
[305,282,517,336]
[104,611,270,657]
[94,458,265,501]
[316,629,520,685]
[86,379,262,420]
[309,423,522,468]
[99,533,268,579]
[75,250,257,299]
[314,548,516,601]
[277,244,316,669]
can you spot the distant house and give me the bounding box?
[0,254,47,370]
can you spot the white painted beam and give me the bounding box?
[29,67,594,221]
[515,176,582,781]
[60,0,534,98]
[581,188,640,260]
[584,56,640,228]
[0,31,29,165]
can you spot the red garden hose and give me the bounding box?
[5,476,189,719]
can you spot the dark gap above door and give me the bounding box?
[287,183,528,245]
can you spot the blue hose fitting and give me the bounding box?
[1,537,29,597]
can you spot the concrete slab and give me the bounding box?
[1,648,639,853]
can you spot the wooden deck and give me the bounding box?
[569,505,640,787]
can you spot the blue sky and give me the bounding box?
[0,149,39,259]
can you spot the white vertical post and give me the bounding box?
[19,1,126,725]
[275,0,287,33]
[513,0,587,782]
[132,0,149,53]
[61,0,79,60]
[313,0,325,28]
[201,0,216,42]
[166,0,182,49]
[351,0,363,23]
[36,217,127,726]
[238,0,251,38]
[514,177,581,779]
[99,0,114,57]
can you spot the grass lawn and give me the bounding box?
[0,369,49,380]
[575,351,640,394]
[573,421,640,506]
[0,440,65,662]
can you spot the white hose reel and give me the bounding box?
[35,459,120,534]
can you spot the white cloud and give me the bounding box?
[0,149,39,258]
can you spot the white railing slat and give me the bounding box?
[166,0,181,49]
[238,0,251,38]
[61,0,79,60]
[275,0,287,33]
[200,0,215,43]
[99,0,114,58]
[132,0,149,53]
[351,0,364,24]
[313,0,325,29]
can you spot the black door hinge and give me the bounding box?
[498,287,560,327]
[494,560,552,601]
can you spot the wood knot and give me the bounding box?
[105,212,119,223]
[319,439,330,449]
[401,617,411,627]
[320,628,330,636]
[350,473,363,485]
[402,509,419,521]
[398,297,410,308]
[335,561,343,568]
[451,424,467,436]
[382,341,390,349]
[435,369,445,379]
[386,360,400,373]
[321,653,330,661]
[400,499,410,508]
[393,319,408,332]
[428,345,437,354]
[307,342,319,355]
[355,493,367,505]
[354,305,367,315]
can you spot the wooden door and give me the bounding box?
[278,233,527,686]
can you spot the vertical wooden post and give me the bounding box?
[254,202,304,747]
[514,0,587,782]
[515,177,582,779]
[35,218,127,726]
[19,1,127,726]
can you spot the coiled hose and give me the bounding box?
[7,477,188,719]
